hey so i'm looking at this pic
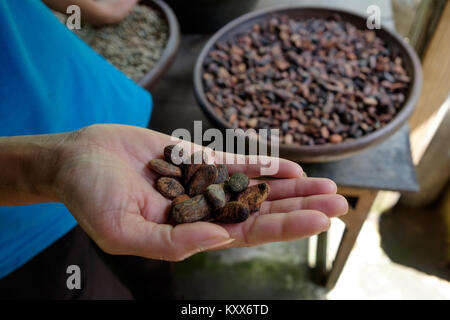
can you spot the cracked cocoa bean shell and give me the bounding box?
[215,201,250,223]
[172,194,212,223]
[188,164,218,197]
[148,159,182,178]
[236,182,271,212]
[156,177,185,199]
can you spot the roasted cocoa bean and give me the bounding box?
[329,134,343,144]
[172,194,190,206]
[172,195,212,223]
[188,165,218,196]
[227,173,249,192]
[148,159,182,178]
[156,177,185,199]
[220,182,233,202]
[215,164,229,184]
[183,151,209,184]
[205,184,227,209]
[215,201,250,223]
[183,163,202,185]
[236,182,271,212]
[164,144,185,165]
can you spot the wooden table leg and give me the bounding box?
[311,187,378,289]
[313,231,328,285]
[324,187,378,289]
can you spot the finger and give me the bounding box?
[218,210,330,247]
[254,177,337,200]
[125,126,302,179]
[114,215,234,261]
[216,154,303,178]
[259,194,348,217]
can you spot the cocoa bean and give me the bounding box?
[188,165,218,196]
[156,177,184,199]
[228,173,249,192]
[183,163,202,185]
[220,182,233,202]
[172,195,212,223]
[215,164,229,184]
[164,144,185,165]
[183,164,202,185]
[215,201,250,223]
[236,182,271,212]
[205,184,227,209]
[330,134,343,143]
[148,159,182,178]
[183,150,209,184]
[172,194,190,206]
[320,126,330,139]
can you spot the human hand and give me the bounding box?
[95,0,139,25]
[51,124,347,261]
[44,0,138,26]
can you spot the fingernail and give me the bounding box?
[294,163,304,177]
[302,170,307,177]
[318,215,331,231]
[199,237,235,251]
[336,195,349,216]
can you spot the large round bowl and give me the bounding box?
[193,6,422,162]
[138,0,180,91]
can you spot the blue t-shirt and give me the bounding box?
[0,0,152,278]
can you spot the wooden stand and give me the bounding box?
[313,187,378,289]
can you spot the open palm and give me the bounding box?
[55,124,347,261]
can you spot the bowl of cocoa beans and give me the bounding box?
[193,6,422,162]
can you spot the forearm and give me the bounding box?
[0,133,67,206]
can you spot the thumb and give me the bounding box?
[112,214,234,261]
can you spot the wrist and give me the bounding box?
[31,133,69,203]
[0,133,69,205]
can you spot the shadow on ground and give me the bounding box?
[172,240,326,299]
[379,189,450,282]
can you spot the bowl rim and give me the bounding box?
[193,4,422,157]
[138,0,180,91]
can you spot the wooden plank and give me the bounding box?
[300,125,418,192]
[325,189,378,289]
[409,1,450,164]
[313,232,328,285]
[401,107,450,206]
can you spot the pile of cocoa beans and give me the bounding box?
[148,145,271,224]
[202,15,411,146]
